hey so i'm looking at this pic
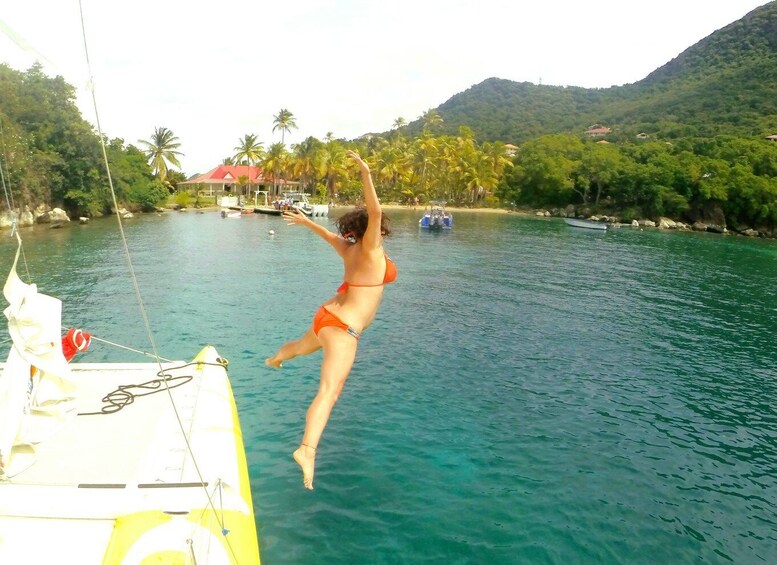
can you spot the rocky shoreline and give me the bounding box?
[0,205,138,230]
[1,203,774,240]
[531,206,775,239]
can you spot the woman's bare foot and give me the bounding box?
[293,444,316,490]
[265,356,283,368]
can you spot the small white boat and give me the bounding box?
[285,192,329,217]
[564,217,607,231]
[254,192,328,217]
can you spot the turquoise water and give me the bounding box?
[2,210,776,564]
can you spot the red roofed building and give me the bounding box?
[179,165,301,204]
[584,125,612,138]
[178,165,266,197]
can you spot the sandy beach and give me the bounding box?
[380,203,510,214]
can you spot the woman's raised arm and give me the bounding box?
[347,150,382,250]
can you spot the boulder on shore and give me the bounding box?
[37,207,70,225]
[658,217,677,229]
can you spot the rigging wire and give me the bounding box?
[0,120,14,213]
[76,2,241,560]
[0,18,57,69]
[1,10,245,560]
[0,119,31,281]
[60,326,175,363]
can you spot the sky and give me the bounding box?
[1,0,773,175]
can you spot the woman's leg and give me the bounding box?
[265,326,321,368]
[293,327,358,489]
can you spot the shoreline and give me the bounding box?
[379,203,512,214]
[171,203,517,215]
[5,204,771,240]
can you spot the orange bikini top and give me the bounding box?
[337,256,397,294]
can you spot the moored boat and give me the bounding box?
[419,202,453,230]
[283,192,329,217]
[254,192,328,217]
[564,217,608,231]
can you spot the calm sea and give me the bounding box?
[1,209,776,564]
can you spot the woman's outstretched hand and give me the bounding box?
[347,150,370,173]
[283,209,310,226]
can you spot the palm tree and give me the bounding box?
[233,134,265,198]
[291,137,324,196]
[373,144,410,199]
[262,142,289,197]
[138,126,183,186]
[272,108,297,146]
[391,116,407,145]
[233,134,264,165]
[421,109,443,134]
[321,142,349,201]
[412,133,439,197]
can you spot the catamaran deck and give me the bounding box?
[21,361,235,479]
[0,350,259,563]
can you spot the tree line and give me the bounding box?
[218,110,510,207]
[216,117,777,232]
[2,63,776,233]
[0,63,168,217]
[497,134,777,231]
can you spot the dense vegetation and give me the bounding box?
[219,118,508,210]
[0,63,167,217]
[497,134,777,230]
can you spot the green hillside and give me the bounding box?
[405,1,777,142]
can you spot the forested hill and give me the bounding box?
[404,1,777,142]
[0,63,168,217]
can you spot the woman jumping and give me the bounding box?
[265,150,396,490]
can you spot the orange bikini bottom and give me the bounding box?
[313,306,361,340]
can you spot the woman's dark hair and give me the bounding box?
[335,207,391,240]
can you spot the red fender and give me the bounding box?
[62,328,92,362]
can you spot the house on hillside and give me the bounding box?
[178,165,300,201]
[584,125,611,138]
[767,134,777,142]
[504,144,518,157]
[636,132,649,140]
